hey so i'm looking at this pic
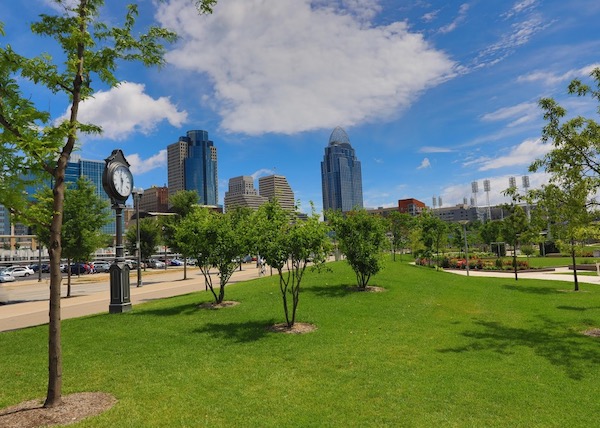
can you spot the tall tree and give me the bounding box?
[328,209,387,289]
[0,0,215,408]
[255,201,331,327]
[500,204,530,281]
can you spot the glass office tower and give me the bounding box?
[168,130,218,206]
[321,126,363,213]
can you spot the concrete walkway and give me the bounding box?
[0,265,263,333]
[446,265,600,285]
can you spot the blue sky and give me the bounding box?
[3,0,600,213]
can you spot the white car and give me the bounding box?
[0,271,16,283]
[4,266,35,277]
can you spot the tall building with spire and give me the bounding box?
[321,126,363,213]
[167,130,218,206]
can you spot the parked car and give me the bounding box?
[148,259,166,269]
[92,261,111,273]
[3,266,35,277]
[241,255,253,263]
[170,259,184,266]
[69,263,89,275]
[0,271,16,283]
[29,264,50,273]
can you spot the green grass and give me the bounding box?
[2,261,600,427]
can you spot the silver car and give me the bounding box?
[4,266,35,277]
[0,271,16,283]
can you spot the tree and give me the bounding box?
[479,220,502,254]
[175,207,252,304]
[254,201,331,328]
[530,67,600,192]
[500,204,530,281]
[164,190,200,279]
[0,0,217,408]
[125,217,161,266]
[419,212,448,267]
[29,177,110,297]
[387,212,414,261]
[329,209,387,289]
[530,181,597,291]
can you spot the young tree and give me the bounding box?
[175,207,252,304]
[29,177,110,297]
[254,201,331,328]
[164,190,200,279]
[530,181,597,291]
[0,0,214,408]
[530,67,600,191]
[329,209,387,289]
[387,212,414,261]
[500,204,530,281]
[125,217,161,267]
[419,212,448,267]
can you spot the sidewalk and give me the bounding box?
[445,265,600,285]
[0,265,263,333]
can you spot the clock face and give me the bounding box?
[112,165,133,198]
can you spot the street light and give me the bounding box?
[458,220,470,277]
[132,187,144,287]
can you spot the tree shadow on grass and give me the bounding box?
[439,317,600,380]
[557,305,600,312]
[131,297,200,317]
[307,284,366,298]
[502,284,562,295]
[192,319,278,343]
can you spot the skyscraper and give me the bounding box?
[224,176,267,212]
[258,175,295,211]
[167,130,218,206]
[321,126,363,213]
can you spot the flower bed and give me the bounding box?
[415,257,530,271]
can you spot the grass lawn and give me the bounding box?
[524,256,599,268]
[1,261,600,427]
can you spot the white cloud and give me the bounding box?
[250,169,276,181]
[422,9,440,23]
[475,138,551,171]
[438,3,469,34]
[481,102,539,127]
[127,150,168,175]
[420,146,453,153]
[157,0,455,135]
[503,0,538,19]
[517,63,600,86]
[58,82,188,140]
[417,158,431,169]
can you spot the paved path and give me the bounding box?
[446,265,600,285]
[0,265,263,333]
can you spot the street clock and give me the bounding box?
[103,149,133,204]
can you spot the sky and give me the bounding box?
[2,0,600,213]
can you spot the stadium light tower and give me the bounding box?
[483,179,491,222]
[522,175,531,221]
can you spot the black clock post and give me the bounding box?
[102,149,133,314]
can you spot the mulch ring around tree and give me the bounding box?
[0,392,116,428]
[582,328,600,337]
[197,301,240,310]
[268,322,317,334]
[345,285,386,293]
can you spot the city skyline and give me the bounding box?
[2,1,599,214]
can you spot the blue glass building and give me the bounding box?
[321,127,363,213]
[65,156,115,235]
[169,130,218,206]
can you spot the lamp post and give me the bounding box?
[458,220,470,277]
[133,187,144,287]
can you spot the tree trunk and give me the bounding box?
[513,239,518,281]
[66,257,72,298]
[571,243,579,292]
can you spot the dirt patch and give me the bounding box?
[268,322,317,334]
[197,300,240,310]
[345,285,386,293]
[583,328,600,337]
[0,392,116,428]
